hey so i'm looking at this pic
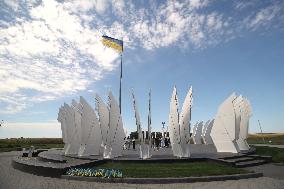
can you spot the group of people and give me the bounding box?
[123,136,171,150]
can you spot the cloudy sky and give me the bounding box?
[0,0,284,138]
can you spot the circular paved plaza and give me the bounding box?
[1,151,284,189]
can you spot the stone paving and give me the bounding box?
[1,151,284,189]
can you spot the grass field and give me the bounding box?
[94,161,250,178]
[253,146,284,163]
[0,138,64,152]
[0,133,283,153]
[247,133,284,145]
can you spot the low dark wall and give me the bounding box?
[12,157,66,178]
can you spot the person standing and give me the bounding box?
[132,138,136,150]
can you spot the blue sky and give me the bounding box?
[0,0,284,138]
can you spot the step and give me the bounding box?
[234,159,268,168]
[38,150,67,163]
[221,154,247,160]
[225,157,255,163]
[247,155,272,161]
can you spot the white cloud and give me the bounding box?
[0,0,283,114]
[188,0,209,9]
[0,0,120,114]
[247,3,283,30]
[234,1,256,10]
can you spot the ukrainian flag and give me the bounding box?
[102,35,123,53]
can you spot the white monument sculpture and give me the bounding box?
[169,86,193,158]
[201,120,214,145]
[210,93,252,153]
[71,100,83,153]
[192,121,203,144]
[58,91,125,159]
[77,96,102,156]
[58,106,68,152]
[96,92,125,159]
[236,97,252,151]
[131,90,152,159]
[60,103,80,155]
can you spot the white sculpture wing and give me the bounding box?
[169,86,183,157]
[95,94,109,146]
[58,106,67,144]
[179,86,193,144]
[71,99,82,148]
[242,98,252,139]
[221,93,237,141]
[131,90,143,141]
[169,86,180,145]
[193,121,203,144]
[79,96,102,155]
[237,98,252,151]
[211,93,238,153]
[204,119,214,145]
[64,103,79,154]
[108,91,125,156]
[201,120,210,143]
[233,95,244,140]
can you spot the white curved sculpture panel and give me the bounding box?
[237,98,252,151]
[71,100,83,155]
[193,121,203,144]
[202,120,214,145]
[211,93,253,153]
[58,106,68,153]
[201,120,209,141]
[131,91,143,143]
[64,103,80,155]
[78,96,102,156]
[169,86,193,158]
[179,86,192,157]
[95,94,109,148]
[233,95,244,142]
[211,94,239,153]
[108,92,125,158]
[96,92,126,158]
[131,90,152,159]
[169,87,182,157]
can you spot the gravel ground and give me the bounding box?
[1,151,284,189]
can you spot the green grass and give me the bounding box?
[247,133,284,145]
[0,138,64,152]
[254,146,284,163]
[94,161,250,178]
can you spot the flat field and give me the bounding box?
[0,138,63,152]
[247,133,284,145]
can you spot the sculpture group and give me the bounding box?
[57,92,125,159]
[58,86,252,159]
[210,93,252,153]
[168,87,252,158]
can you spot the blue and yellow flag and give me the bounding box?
[102,35,123,53]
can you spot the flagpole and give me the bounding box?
[119,53,122,114]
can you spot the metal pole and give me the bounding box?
[258,120,265,143]
[119,53,122,114]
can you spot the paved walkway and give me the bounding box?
[247,163,284,180]
[1,152,284,189]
